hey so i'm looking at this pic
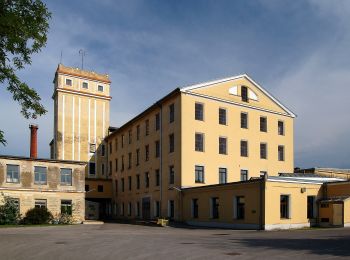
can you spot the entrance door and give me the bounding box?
[332,204,343,226]
[142,197,151,220]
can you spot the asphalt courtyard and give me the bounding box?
[0,224,350,259]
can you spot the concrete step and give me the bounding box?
[83,220,104,225]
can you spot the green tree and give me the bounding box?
[0,0,51,145]
[0,194,21,225]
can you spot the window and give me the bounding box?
[136,202,140,217]
[280,195,290,219]
[98,85,104,92]
[115,138,118,151]
[168,200,175,219]
[195,165,204,183]
[121,135,124,148]
[136,149,140,166]
[240,170,248,181]
[260,143,267,159]
[145,145,149,161]
[241,86,248,102]
[65,78,72,86]
[128,153,132,169]
[109,142,112,154]
[236,196,245,219]
[128,202,132,216]
[121,155,125,171]
[101,144,105,156]
[219,168,227,184]
[121,203,125,216]
[89,162,96,175]
[115,159,118,172]
[136,125,140,140]
[192,199,199,218]
[34,166,47,185]
[241,112,248,129]
[169,166,175,184]
[85,185,90,192]
[115,181,118,193]
[101,164,105,175]
[98,185,103,192]
[195,103,204,121]
[260,117,267,132]
[169,134,174,153]
[145,120,149,136]
[35,199,46,209]
[109,161,112,175]
[211,197,219,219]
[128,129,132,144]
[154,201,160,218]
[128,176,132,191]
[145,172,150,188]
[121,178,125,192]
[278,145,285,161]
[195,133,204,152]
[155,169,160,186]
[240,140,248,157]
[155,140,160,158]
[11,198,20,212]
[89,143,96,153]
[169,103,175,123]
[6,164,19,183]
[219,137,227,155]
[136,174,140,189]
[307,196,316,219]
[60,168,72,186]
[155,113,160,131]
[82,82,88,89]
[219,108,227,125]
[278,121,285,135]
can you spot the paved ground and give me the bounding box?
[0,224,350,259]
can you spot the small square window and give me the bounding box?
[98,185,104,192]
[82,82,88,89]
[65,78,72,86]
[98,85,104,92]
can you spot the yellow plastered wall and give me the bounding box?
[85,179,112,199]
[264,181,322,228]
[181,181,262,227]
[181,77,294,187]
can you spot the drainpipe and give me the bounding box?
[259,173,267,230]
[158,103,163,218]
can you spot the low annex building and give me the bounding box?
[0,154,85,222]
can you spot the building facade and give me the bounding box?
[50,64,113,219]
[0,155,85,222]
[106,75,295,221]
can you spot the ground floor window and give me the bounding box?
[236,196,245,220]
[240,170,248,181]
[211,197,219,219]
[168,200,174,219]
[121,203,125,216]
[35,199,47,209]
[154,201,160,218]
[280,195,290,219]
[307,196,316,219]
[192,199,198,218]
[135,202,140,217]
[128,203,132,216]
[61,200,72,215]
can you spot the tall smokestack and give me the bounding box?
[29,124,38,158]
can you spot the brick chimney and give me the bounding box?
[29,124,38,158]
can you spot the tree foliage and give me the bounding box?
[0,0,51,145]
[0,194,21,225]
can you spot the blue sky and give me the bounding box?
[1,0,350,168]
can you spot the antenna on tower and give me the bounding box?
[79,49,86,70]
[60,50,63,64]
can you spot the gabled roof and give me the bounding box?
[180,74,296,118]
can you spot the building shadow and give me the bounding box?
[230,236,350,257]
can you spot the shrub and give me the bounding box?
[22,207,53,225]
[0,194,21,225]
[52,213,75,225]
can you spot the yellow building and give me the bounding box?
[0,155,85,223]
[106,74,296,221]
[50,64,113,219]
